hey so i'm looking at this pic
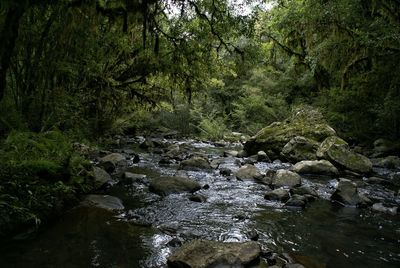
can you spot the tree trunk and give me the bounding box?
[0,4,26,102]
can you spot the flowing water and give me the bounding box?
[1,138,399,268]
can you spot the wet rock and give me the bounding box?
[92,167,113,189]
[331,179,372,207]
[285,194,307,208]
[179,156,212,171]
[257,151,271,162]
[122,172,147,184]
[317,136,372,174]
[271,169,302,188]
[372,138,400,157]
[234,164,262,180]
[149,176,201,196]
[139,139,153,149]
[291,186,318,197]
[247,230,259,241]
[365,176,393,186]
[372,203,398,215]
[264,188,290,202]
[224,150,239,157]
[159,157,173,165]
[167,240,261,268]
[237,150,248,158]
[81,195,124,211]
[292,160,338,175]
[281,136,319,163]
[219,168,232,176]
[372,156,400,169]
[99,153,127,173]
[284,264,306,268]
[167,237,183,247]
[244,157,258,165]
[244,107,336,159]
[189,194,207,203]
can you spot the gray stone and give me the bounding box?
[292,160,338,175]
[372,156,400,169]
[92,167,112,189]
[99,153,127,173]
[81,195,124,211]
[285,194,307,208]
[281,136,319,163]
[264,188,290,202]
[179,156,212,171]
[317,136,372,174]
[167,240,261,268]
[372,203,398,215]
[189,194,208,203]
[122,172,147,184]
[234,164,262,180]
[272,169,301,188]
[331,179,372,207]
[257,151,271,162]
[372,139,400,157]
[224,150,239,157]
[149,176,201,196]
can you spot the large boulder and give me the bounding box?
[179,156,212,171]
[271,169,302,188]
[99,153,127,173]
[330,179,371,207]
[234,164,262,180]
[167,240,261,268]
[244,108,335,159]
[292,160,338,175]
[149,176,201,196]
[317,136,372,174]
[281,136,319,163]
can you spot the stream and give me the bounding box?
[1,137,399,267]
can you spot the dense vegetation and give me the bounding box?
[0,0,399,236]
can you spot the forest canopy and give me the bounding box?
[0,0,399,141]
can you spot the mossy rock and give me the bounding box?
[244,108,335,159]
[281,136,319,163]
[317,136,372,174]
[149,176,201,196]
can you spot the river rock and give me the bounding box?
[264,188,290,202]
[244,107,336,159]
[122,172,147,184]
[224,150,239,157]
[372,156,400,169]
[92,167,113,189]
[149,176,201,196]
[330,179,372,207]
[372,138,400,157]
[219,168,232,176]
[285,194,307,208]
[292,160,338,175]
[179,156,212,171]
[365,176,393,186]
[291,185,318,197]
[167,240,261,268]
[372,203,398,215]
[317,136,372,174]
[281,136,319,163]
[271,169,301,188]
[99,153,127,173]
[257,151,271,162]
[234,164,262,180]
[81,195,124,211]
[189,194,208,203]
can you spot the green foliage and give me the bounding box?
[0,130,92,237]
